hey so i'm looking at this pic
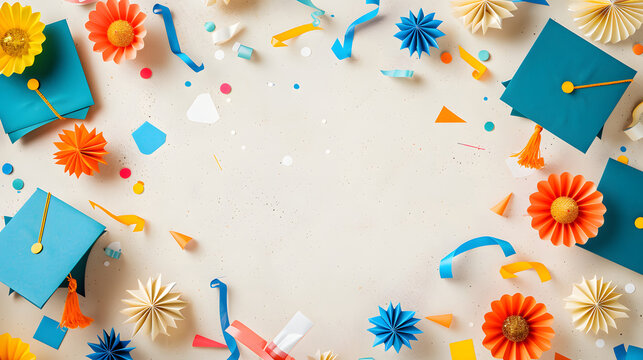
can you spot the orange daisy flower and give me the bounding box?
[527,172,606,247]
[482,293,555,360]
[85,0,146,64]
[54,123,108,178]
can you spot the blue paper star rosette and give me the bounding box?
[367,303,422,352]
[395,9,445,58]
[87,328,135,360]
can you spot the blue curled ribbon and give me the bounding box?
[153,4,204,72]
[439,236,516,279]
[295,0,325,27]
[210,279,239,360]
[380,70,414,78]
[331,0,380,60]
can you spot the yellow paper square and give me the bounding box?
[449,339,477,360]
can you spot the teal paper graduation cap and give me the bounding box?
[501,19,635,153]
[0,19,93,143]
[578,159,643,275]
[0,189,105,308]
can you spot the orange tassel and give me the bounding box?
[60,275,93,329]
[511,125,544,169]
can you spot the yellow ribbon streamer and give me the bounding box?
[458,46,486,80]
[28,79,67,120]
[89,200,145,232]
[271,23,322,47]
[500,261,551,282]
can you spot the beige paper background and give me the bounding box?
[0,0,641,359]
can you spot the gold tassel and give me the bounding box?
[511,125,544,169]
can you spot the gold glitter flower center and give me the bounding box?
[550,196,579,224]
[1,28,29,57]
[107,20,134,47]
[502,315,529,342]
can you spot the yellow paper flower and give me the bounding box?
[0,333,36,360]
[0,3,46,76]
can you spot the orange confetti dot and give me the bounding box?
[440,51,452,64]
[617,155,629,164]
[633,43,643,55]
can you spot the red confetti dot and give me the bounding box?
[633,44,643,55]
[140,68,152,79]
[120,168,132,179]
[220,83,232,95]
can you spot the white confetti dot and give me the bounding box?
[241,145,246,150]
[325,149,331,154]
[300,47,312,57]
[468,322,474,327]
[214,49,225,60]
[104,261,110,267]
[267,82,276,87]
[232,42,241,52]
[281,155,293,166]
[226,98,231,103]
[321,118,327,124]
[625,283,636,293]
[596,339,605,348]
[230,130,236,135]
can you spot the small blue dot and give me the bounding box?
[620,146,627,152]
[2,163,13,175]
[294,83,300,90]
[204,21,216,32]
[478,50,490,62]
[484,121,495,132]
[483,97,488,101]
[12,178,24,191]
[185,81,192,87]
[330,14,335,17]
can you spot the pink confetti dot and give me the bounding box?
[140,68,152,79]
[120,168,132,179]
[220,83,232,95]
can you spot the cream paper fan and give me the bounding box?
[564,276,629,334]
[205,0,231,5]
[570,0,643,43]
[309,350,338,360]
[121,275,187,340]
[451,0,517,34]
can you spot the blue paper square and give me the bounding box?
[132,121,167,155]
[33,315,67,350]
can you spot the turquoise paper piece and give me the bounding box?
[132,121,167,155]
[501,19,635,153]
[33,316,68,350]
[0,189,105,308]
[440,236,516,278]
[380,70,414,78]
[578,159,643,275]
[295,0,325,27]
[0,20,93,143]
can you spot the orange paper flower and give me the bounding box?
[482,293,555,360]
[85,0,146,63]
[527,172,606,247]
[54,123,108,178]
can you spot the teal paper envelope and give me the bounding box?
[0,189,105,308]
[501,19,635,153]
[0,19,93,143]
[578,159,642,275]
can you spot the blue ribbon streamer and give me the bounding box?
[380,70,414,78]
[153,4,204,72]
[331,0,380,60]
[210,279,239,360]
[439,236,516,279]
[295,0,325,27]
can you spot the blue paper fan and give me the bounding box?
[87,329,135,360]
[367,303,422,352]
[395,9,444,58]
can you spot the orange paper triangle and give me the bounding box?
[425,313,453,328]
[555,353,571,360]
[490,193,513,216]
[170,231,192,250]
[435,106,466,123]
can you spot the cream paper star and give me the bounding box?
[569,0,643,43]
[121,275,187,340]
[564,276,629,334]
[451,0,517,34]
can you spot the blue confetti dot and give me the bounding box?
[12,178,24,191]
[204,21,216,32]
[294,83,300,90]
[620,146,627,152]
[478,50,490,62]
[185,81,191,87]
[2,163,13,175]
[483,97,488,101]
[484,121,495,132]
[330,14,335,17]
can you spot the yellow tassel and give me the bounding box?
[511,125,544,169]
[60,275,93,329]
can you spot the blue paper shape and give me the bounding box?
[33,316,68,350]
[578,159,643,275]
[331,0,380,60]
[132,121,166,155]
[152,4,204,72]
[211,279,239,360]
[87,328,135,360]
[614,344,643,360]
[500,19,635,153]
[513,0,548,5]
[0,189,105,308]
[0,20,93,143]
[395,9,444,58]
[440,236,516,278]
[3,216,11,225]
[368,303,422,353]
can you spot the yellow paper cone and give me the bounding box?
[170,231,192,250]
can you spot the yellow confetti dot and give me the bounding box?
[27,78,39,90]
[635,217,643,229]
[133,181,144,195]
[561,81,575,94]
[617,155,629,164]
